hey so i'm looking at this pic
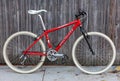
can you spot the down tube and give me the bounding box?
[55,24,79,51]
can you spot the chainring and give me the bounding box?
[47,50,58,61]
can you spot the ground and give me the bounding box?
[0,66,120,81]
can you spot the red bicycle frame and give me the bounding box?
[23,19,82,56]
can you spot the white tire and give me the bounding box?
[3,31,46,73]
[72,32,116,74]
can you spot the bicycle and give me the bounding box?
[3,9,116,74]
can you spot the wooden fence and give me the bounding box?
[0,0,120,65]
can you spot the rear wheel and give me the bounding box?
[72,32,116,74]
[3,31,46,73]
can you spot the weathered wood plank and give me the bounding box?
[0,0,120,65]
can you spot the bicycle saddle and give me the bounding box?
[28,9,47,15]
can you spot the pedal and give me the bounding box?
[63,55,69,60]
[61,55,69,64]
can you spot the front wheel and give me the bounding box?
[3,31,46,73]
[72,32,116,74]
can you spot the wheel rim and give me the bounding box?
[72,32,116,74]
[3,31,45,73]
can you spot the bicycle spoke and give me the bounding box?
[73,32,116,74]
[9,55,21,64]
[3,31,46,73]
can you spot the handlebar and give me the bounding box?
[75,9,87,19]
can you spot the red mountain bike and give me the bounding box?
[3,9,116,74]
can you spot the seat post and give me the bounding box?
[38,14,46,30]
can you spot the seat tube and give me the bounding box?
[38,15,46,30]
[45,34,52,48]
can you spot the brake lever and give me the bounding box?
[78,9,84,15]
[75,9,87,19]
